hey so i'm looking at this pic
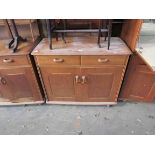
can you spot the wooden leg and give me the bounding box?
[108,19,112,50]
[104,19,108,41]
[10,19,27,52]
[97,19,101,48]
[62,19,66,43]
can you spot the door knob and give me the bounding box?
[75,75,81,84]
[81,76,87,84]
[0,77,7,85]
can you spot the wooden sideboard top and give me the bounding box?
[0,39,34,56]
[32,36,132,56]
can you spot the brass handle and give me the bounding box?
[0,77,7,85]
[3,58,13,63]
[53,58,64,63]
[75,75,81,84]
[81,76,87,84]
[98,58,109,63]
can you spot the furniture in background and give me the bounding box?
[0,20,44,105]
[46,19,112,50]
[0,40,44,105]
[1,19,155,105]
[3,19,27,52]
[0,19,41,40]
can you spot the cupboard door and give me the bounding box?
[120,65,155,102]
[119,54,155,102]
[40,67,80,101]
[80,67,124,102]
[0,72,13,101]
[129,65,155,102]
[0,67,42,102]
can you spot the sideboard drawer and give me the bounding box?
[36,55,81,66]
[0,55,30,67]
[81,55,127,66]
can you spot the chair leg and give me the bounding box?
[97,19,101,48]
[108,19,112,50]
[62,19,67,44]
[104,19,108,41]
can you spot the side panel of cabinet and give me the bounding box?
[119,54,155,102]
[39,67,81,101]
[0,67,42,102]
[80,66,124,102]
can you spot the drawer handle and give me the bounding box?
[81,76,87,84]
[53,58,64,63]
[3,58,13,63]
[98,58,109,63]
[75,75,81,84]
[0,77,7,85]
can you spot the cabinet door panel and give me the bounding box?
[122,65,155,102]
[0,72,13,101]
[80,67,124,102]
[40,67,80,101]
[5,73,32,98]
[129,66,155,99]
[88,73,114,98]
[119,54,155,102]
[0,67,42,102]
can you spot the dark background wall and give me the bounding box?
[0,19,124,40]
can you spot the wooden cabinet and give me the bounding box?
[0,40,43,105]
[32,37,131,105]
[119,19,155,102]
[0,19,40,40]
[37,60,128,104]
[39,66,124,103]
